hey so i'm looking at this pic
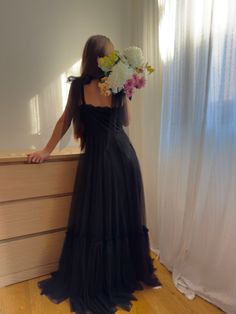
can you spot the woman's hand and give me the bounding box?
[26,149,50,164]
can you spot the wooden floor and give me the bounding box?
[0,251,224,314]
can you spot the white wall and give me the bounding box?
[0,0,128,152]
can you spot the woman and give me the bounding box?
[27,34,162,314]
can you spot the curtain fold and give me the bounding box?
[156,0,236,313]
[128,0,236,313]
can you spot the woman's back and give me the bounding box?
[83,79,113,108]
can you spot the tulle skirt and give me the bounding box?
[37,131,161,314]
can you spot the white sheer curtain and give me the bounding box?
[156,0,236,313]
[127,0,236,313]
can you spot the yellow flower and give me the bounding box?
[98,50,119,71]
[146,63,155,74]
[98,80,111,96]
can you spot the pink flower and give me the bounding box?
[130,75,136,88]
[131,73,146,89]
[135,76,146,89]
[124,86,134,98]
[124,78,135,89]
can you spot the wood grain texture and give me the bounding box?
[0,196,71,240]
[0,231,66,288]
[0,156,80,288]
[0,252,224,314]
[0,160,78,202]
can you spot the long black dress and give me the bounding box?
[37,76,161,314]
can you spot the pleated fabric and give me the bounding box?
[37,82,161,314]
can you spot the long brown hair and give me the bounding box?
[68,35,125,151]
[80,34,113,79]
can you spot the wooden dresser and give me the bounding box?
[0,148,81,288]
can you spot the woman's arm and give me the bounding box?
[122,95,131,127]
[42,117,68,154]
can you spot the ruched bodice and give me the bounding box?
[80,103,123,133]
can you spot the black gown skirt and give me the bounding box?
[37,82,162,314]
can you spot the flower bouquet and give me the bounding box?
[97,46,155,100]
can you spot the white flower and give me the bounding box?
[123,46,145,69]
[107,60,134,93]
